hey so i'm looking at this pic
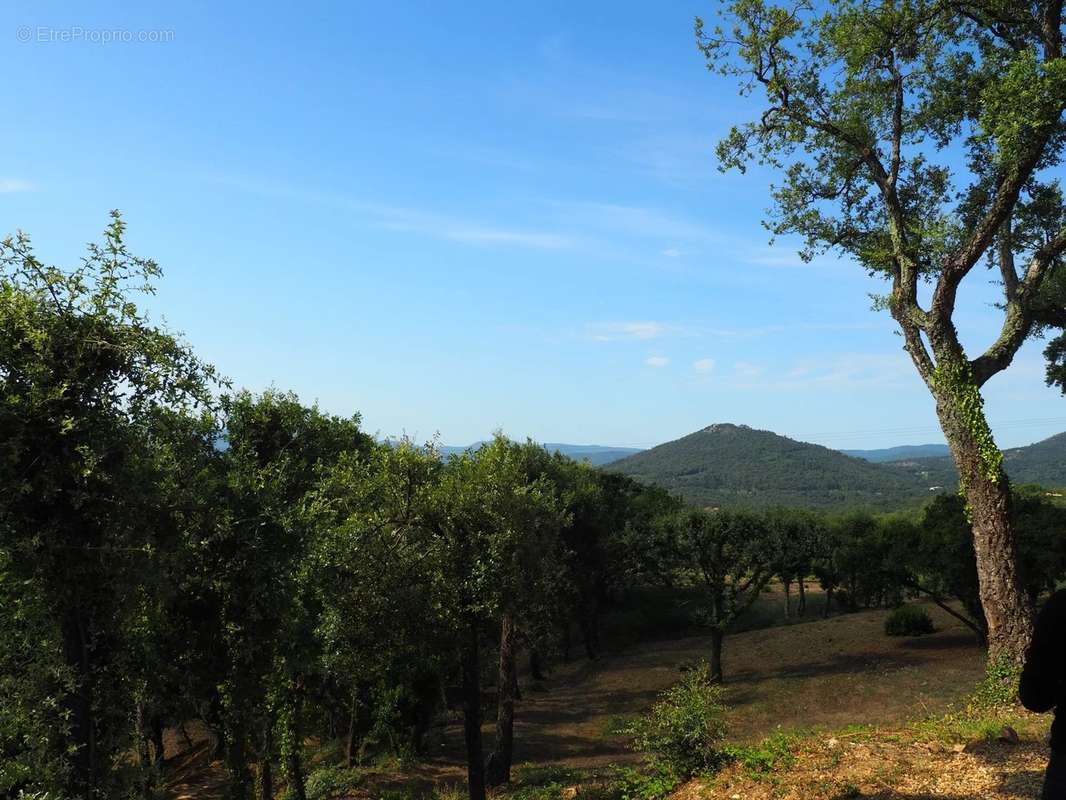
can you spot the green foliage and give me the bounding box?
[512,764,581,787]
[884,605,935,637]
[606,764,681,800]
[626,662,729,778]
[0,213,222,798]
[722,729,798,777]
[303,765,364,800]
[0,550,73,796]
[970,656,1021,711]
[928,362,1003,486]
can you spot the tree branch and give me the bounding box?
[971,224,1066,384]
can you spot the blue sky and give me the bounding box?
[3,1,1065,450]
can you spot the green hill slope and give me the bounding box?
[887,431,1066,489]
[607,423,933,509]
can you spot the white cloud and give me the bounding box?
[586,321,674,341]
[661,247,682,258]
[0,179,32,193]
[645,356,670,368]
[694,358,715,372]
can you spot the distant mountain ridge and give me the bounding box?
[608,423,1066,510]
[436,441,643,466]
[608,423,934,509]
[841,443,950,462]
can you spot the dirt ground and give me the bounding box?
[163,594,992,796]
[425,597,986,773]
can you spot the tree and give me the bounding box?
[701,0,1066,663]
[661,509,775,682]
[309,441,448,768]
[0,213,220,797]
[209,390,370,800]
[904,488,1066,641]
[419,436,568,798]
[766,509,819,619]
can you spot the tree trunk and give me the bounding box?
[227,725,252,800]
[151,715,166,768]
[259,746,273,800]
[345,703,357,769]
[136,700,151,799]
[798,578,807,616]
[782,578,792,621]
[61,608,95,800]
[285,682,307,800]
[486,613,517,786]
[461,619,486,800]
[823,587,833,619]
[709,628,724,683]
[934,381,1034,664]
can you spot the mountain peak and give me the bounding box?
[701,422,752,434]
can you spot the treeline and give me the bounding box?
[2,218,689,800]
[4,219,1066,800]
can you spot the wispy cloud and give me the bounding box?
[733,354,916,391]
[694,358,715,373]
[645,355,669,368]
[661,247,682,258]
[559,202,722,243]
[0,178,33,193]
[370,206,573,250]
[586,321,677,342]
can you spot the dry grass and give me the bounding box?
[163,591,1025,798]
[426,596,987,773]
[691,726,1049,799]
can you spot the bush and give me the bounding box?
[626,661,728,777]
[884,604,934,637]
[969,656,1021,711]
[722,728,797,776]
[304,765,364,800]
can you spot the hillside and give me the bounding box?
[886,431,1066,490]
[608,423,933,509]
[841,443,950,462]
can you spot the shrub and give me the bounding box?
[722,729,797,776]
[304,765,364,800]
[608,764,681,800]
[969,656,1021,711]
[626,661,728,777]
[884,604,934,637]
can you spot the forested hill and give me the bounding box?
[607,423,934,509]
[885,431,1066,490]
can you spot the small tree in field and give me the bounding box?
[701,0,1066,664]
[662,509,775,682]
